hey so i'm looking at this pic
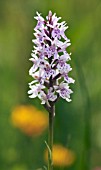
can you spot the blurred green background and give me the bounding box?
[0,0,101,170]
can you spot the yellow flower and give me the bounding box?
[44,144,75,167]
[11,105,48,136]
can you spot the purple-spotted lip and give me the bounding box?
[58,60,65,65]
[60,88,70,97]
[52,28,61,39]
[47,93,52,99]
[39,36,43,42]
[61,88,67,92]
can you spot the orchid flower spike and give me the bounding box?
[28,11,75,112]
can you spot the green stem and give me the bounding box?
[48,105,55,170]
